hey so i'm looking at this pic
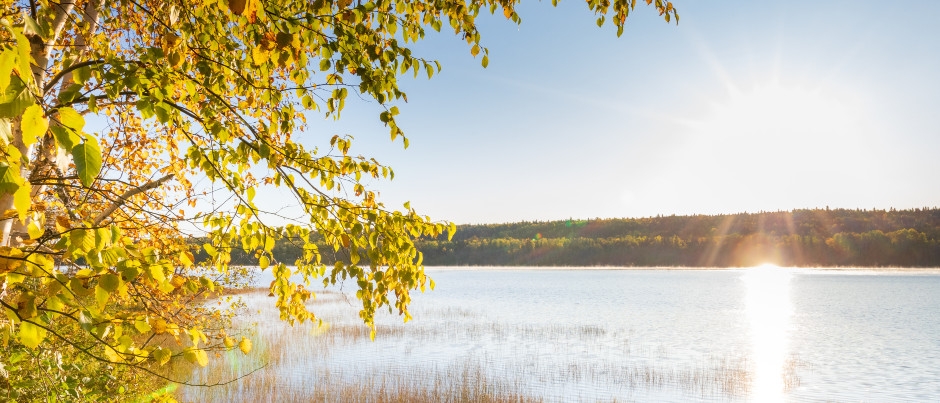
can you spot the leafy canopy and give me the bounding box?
[0,0,676,398]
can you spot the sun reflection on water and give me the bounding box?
[743,264,793,402]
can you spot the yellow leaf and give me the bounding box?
[95,284,110,310]
[19,321,46,349]
[196,349,208,366]
[259,254,270,269]
[223,336,235,348]
[13,182,29,224]
[20,105,47,148]
[152,318,167,334]
[0,50,14,93]
[56,107,85,131]
[180,250,194,267]
[103,345,123,362]
[149,265,166,284]
[14,30,31,84]
[26,221,43,240]
[252,47,269,65]
[167,50,184,68]
[238,337,252,354]
[170,275,186,288]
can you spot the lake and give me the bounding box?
[183,267,940,402]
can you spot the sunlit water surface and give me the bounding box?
[204,268,940,402]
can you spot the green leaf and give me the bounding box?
[118,264,139,283]
[72,135,102,187]
[14,30,31,85]
[57,107,85,131]
[16,292,36,318]
[134,318,151,333]
[50,126,80,150]
[98,273,120,292]
[0,77,34,119]
[182,348,197,364]
[57,83,83,104]
[95,284,110,310]
[46,295,65,313]
[184,348,208,367]
[152,347,171,365]
[19,321,46,349]
[22,15,45,40]
[0,165,20,193]
[20,104,46,147]
[74,66,91,85]
[0,118,11,144]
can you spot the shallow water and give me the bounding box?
[214,267,940,402]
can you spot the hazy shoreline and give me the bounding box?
[423,265,940,274]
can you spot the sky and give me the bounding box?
[296,0,940,225]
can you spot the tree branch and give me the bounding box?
[43,59,105,95]
[93,174,175,226]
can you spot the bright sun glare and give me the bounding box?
[708,83,851,138]
[664,79,863,213]
[689,81,857,164]
[743,263,793,402]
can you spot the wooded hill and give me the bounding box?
[222,208,940,268]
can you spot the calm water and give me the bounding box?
[242,267,940,402]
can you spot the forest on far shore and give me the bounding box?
[220,207,940,268]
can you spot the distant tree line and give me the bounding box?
[200,208,940,268]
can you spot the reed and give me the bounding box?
[174,290,799,402]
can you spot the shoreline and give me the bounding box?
[423,265,940,274]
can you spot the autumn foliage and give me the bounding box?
[0,0,677,399]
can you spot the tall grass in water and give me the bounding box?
[175,290,799,402]
[176,309,537,402]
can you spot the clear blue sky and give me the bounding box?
[302,0,940,225]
